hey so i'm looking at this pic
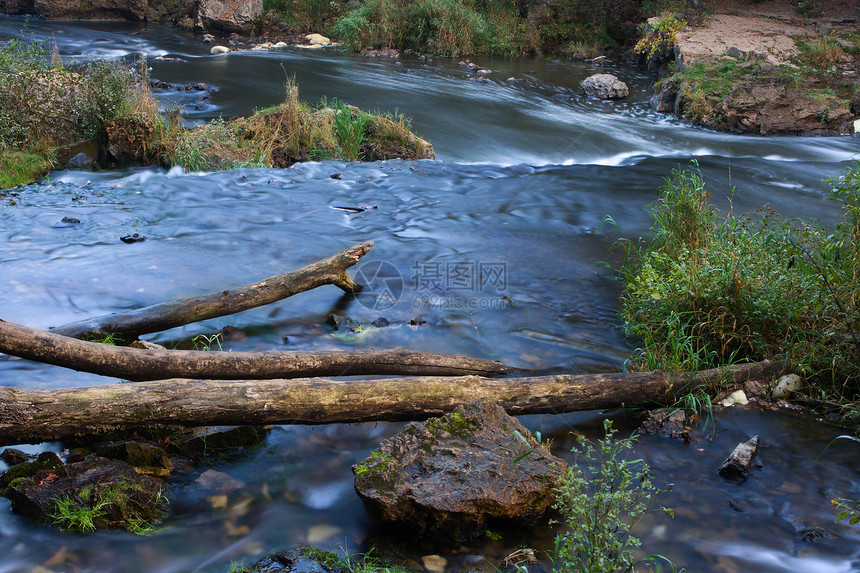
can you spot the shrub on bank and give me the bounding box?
[620,162,860,401]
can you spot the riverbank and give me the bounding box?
[648,0,860,135]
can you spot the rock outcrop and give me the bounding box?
[195,0,262,33]
[353,400,565,538]
[33,0,150,20]
[581,73,629,99]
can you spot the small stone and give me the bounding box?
[772,374,802,399]
[306,524,342,544]
[202,34,215,43]
[718,435,760,479]
[120,233,146,243]
[210,45,230,55]
[208,494,228,508]
[305,33,330,46]
[422,555,447,573]
[720,389,748,407]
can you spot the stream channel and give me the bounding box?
[1,16,859,573]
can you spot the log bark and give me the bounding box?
[0,361,782,446]
[49,241,373,340]
[0,319,507,381]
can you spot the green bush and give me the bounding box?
[551,419,673,573]
[620,162,860,399]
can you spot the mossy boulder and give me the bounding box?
[353,400,566,538]
[7,457,167,533]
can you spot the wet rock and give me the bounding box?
[95,440,173,477]
[243,546,342,573]
[0,448,33,467]
[120,233,147,243]
[650,78,678,113]
[581,73,629,99]
[197,0,262,33]
[718,435,759,479]
[638,409,688,439]
[744,378,765,399]
[800,526,831,542]
[202,33,215,43]
[0,451,64,493]
[772,373,802,399]
[66,152,94,169]
[210,45,230,55]
[7,457,166,532]
[353,400,566,537]
[195,468,245,494]
[55,216,82,227]
[169,425,267,456]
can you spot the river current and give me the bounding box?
[1,16,859,573]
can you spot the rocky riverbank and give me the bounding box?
[648,0,860,135]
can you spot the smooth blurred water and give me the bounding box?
[1,16,859,573]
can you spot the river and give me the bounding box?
[1,16,859,573]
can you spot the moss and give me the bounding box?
[425,410,478,437]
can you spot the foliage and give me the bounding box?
[834,498,860,526]
[329,0,647,56]
[192,332,224,351]
[331,98,371,160]
[232,546,411,573]
[620,162,860,399]
[550,419,673,573]
[794,35,845,71]
[264,0,348,31]
[0,150,55,188]
[634,15,684,59]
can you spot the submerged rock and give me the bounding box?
[581,73,629,99]
[353,400,565,538]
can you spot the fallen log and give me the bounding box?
[0,319,507,381]
[49,241,373,340]
[0,361,783,446]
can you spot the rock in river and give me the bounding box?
[581,73,629,99]
[353,399,566,538]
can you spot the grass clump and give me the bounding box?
[794,34,845,71]
[550,419,673,573]
[620,162,860,401]
[49,482,168,534]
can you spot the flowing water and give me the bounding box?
[1,16,859,573]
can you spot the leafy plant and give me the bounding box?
[49,482,167,534]
[634,15,685,59]
[331,98,371,160]
[550,419,673,573]
[192,333,223,351]
[620,161,860,400]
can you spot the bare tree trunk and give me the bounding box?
[0,319,508,381]
[49,242,373,340]
[0,361,782,446]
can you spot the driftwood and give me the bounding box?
[0,319,507,381]
[0,361,782,446]
[50,241,373,340]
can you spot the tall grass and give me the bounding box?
[621,162,860,400]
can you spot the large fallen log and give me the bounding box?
[49,241,373,340]
[0,319,507,381]
[0,361,782,446]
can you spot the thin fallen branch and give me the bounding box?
[0,319,507,381]
[50,241,373,340]
[0,361,783,446]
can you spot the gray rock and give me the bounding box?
[66,152,94,169]
[718,435,759,479]
[34,0,147,20]
[196,0,262,33]
[581,73,629,99]
[353,400,566,537]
